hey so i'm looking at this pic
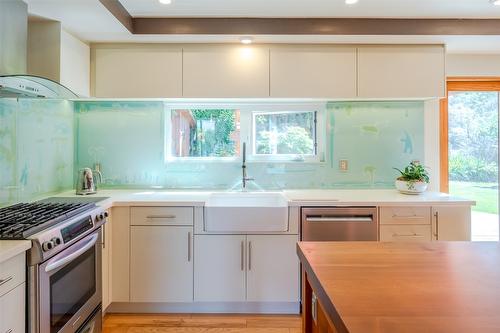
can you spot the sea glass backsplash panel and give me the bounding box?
[74,101,424,190]
[0,99,74,206]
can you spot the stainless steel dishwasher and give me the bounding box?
[301,207,378,241]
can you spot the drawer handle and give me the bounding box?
[392,214,425,219]
[306,217,373,223]
[5,329,13,333]
[0,276,13,287]
[147,215,176,219]
[393,233,424,238]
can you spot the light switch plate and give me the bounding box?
[339,159,348,171]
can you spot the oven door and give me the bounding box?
[77,306,102,333]
[38,229,102,333]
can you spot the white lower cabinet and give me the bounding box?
[0,252,26,333]
[380,224,432,242]
[380,205,472,242]
[432,206,471,241]
[246,235,299,302]
[0,283,25,333]
[194,235,246,302]
[130,226,193,302]
[194,234,299,303]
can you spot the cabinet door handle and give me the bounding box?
[240,241,244,271]
[5,329,13,333]
[311,292,318,324]
[0,276,13,287]
[248,241,252,271]
[102,224,106,249]
[187,231,192,262]
[434,211,439,240]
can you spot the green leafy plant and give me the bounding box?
[393,161,430,184]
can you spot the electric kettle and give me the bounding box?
[76,167,102,195]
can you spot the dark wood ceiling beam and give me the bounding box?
[99,0,134,33]
[132,18,500,35]
[99,0,500,36]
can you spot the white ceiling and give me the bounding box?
[24,0,500,54]
[120,0,500,19]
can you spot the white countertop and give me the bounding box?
[0,189,474,252]
[284,189,475,206]
[0,240,31,263]
[53,189,475,207]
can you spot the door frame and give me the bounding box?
[439,77,500,193]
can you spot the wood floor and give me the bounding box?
[103,313,302,333]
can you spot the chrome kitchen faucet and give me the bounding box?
[241,142,254,190]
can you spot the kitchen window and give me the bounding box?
[165,104,324,162]
[252,111,317,160]
[167,108,241,160]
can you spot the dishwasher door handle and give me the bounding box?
[305,216,373,223]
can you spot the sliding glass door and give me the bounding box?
[444,81,500,241]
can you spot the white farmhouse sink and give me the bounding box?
[204,192,289,232]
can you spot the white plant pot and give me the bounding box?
[395,180,428,195]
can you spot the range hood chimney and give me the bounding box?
[0,0,78,98]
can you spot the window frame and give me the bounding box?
[164,102,326,163]
[250,110,321,163]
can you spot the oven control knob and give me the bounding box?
[95,214,101,221]
[104,211,109,218]
[99,213,104,220]
[42,240,55,252]
[51,237,62,246]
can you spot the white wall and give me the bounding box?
[424,99,440,192]
[60,30,90,97]
[446,54,500,77]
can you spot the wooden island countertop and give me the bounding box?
[297,241,500,333]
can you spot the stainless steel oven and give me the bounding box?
[29,229,102,333]
[76,306,102,333]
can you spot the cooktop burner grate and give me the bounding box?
[0,202,96,240]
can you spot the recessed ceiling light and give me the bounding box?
[240,37,253,44]
[159,0,172,4]
[345,0,359,4]
[491,0,500,5]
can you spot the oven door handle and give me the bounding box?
[45,233,99,273]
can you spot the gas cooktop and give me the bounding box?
[0,201,97,240]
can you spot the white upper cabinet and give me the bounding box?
[183,45,270,98]
[357,45,445,98]
[270,46,357,98]
[93,47,183,98]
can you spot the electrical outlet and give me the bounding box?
[339,159,349,171]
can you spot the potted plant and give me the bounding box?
[393,161,430,194]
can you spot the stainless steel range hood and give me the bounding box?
[0,75,78,98]
[0,1,78,99]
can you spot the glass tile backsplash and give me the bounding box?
[0,99,74,206]
[0,99,424,206]
[74,101,424,190]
